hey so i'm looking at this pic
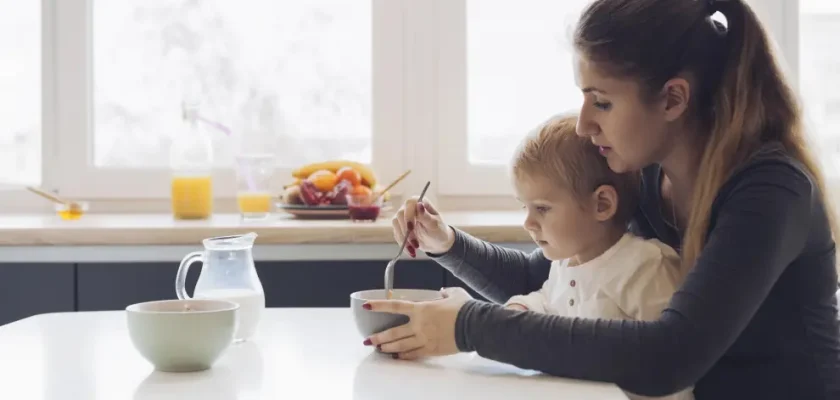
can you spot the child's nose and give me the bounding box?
[523,215,539,231]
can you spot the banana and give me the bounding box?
[283,177,302,189]
[292,160,377,187]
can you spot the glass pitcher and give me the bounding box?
[176,232,265,342]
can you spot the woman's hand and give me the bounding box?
[392,197,455,257]
[363,287,473,360]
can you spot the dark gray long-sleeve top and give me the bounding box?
[431,143,840,399]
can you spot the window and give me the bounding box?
[0,0,40,187]
[93,0,372,169]
[799,0,840,173]
[48,0,401,199]
[466,0,585,165]
[2,0,837,209]
[438,0,589,195]
[439,0,840,196]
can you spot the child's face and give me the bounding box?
[514,174,615,263]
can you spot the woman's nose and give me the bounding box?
[576,111,598,138]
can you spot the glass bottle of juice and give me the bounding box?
[170,101,214,219]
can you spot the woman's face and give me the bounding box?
[573,54,674,173]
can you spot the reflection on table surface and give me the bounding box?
[0,309,627,400]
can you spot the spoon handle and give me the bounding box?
[385,181,431,296]
[26,186,70,205]
[372,170,411,203]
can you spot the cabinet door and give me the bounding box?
[77,263,191,311]
[0,264,74,326]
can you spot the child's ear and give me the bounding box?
[591,185,618,222]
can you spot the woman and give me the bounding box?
[363,0,840,399]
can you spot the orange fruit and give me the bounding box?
[307,170,338,192]
[351,185,372,197]
[336,167,361,186]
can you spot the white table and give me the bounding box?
[0,309,628,399]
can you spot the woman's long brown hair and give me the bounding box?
[574,0,835,269]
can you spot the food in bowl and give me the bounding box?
[55,201,88,220]
[281,161,391,207]
[346,193,383,221]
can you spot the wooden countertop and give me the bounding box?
[0,211,530,246]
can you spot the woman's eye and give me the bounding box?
[536,206,550,214]
[593,101,612,111]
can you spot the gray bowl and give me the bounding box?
[126,299,238,372]
[350,289,443,338]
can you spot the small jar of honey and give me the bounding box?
[55,202,89,221]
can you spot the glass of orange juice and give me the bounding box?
[171,175,213,219]
[235,154,275,220]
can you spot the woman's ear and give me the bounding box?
[591,185,618,222]
[661,77,691,122]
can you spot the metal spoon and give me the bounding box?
[384,181,431,299]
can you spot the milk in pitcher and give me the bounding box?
[176,232,265,342]
[197,288,265,342]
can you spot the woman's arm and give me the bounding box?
[431,228,552,304]
[454,162,815,396]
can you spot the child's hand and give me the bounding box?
[505,304,529,311]
[440,287,472,302]
[392,198,455,257]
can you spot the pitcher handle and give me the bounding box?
[175,251,203,300]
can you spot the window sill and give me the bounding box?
[0,211,531,246]
[0,211,535,263]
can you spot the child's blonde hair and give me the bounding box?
[512,114,640,226]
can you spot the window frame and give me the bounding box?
[435,0,514,196]
[0,0,56,212]
[49,0,406,200]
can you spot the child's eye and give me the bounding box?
[593,101,612,111]
[536,206,550,214]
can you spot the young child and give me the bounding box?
[505,114,692,400]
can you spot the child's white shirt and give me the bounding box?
[505,233,693,400]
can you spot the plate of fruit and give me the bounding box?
[279,161,391,219]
